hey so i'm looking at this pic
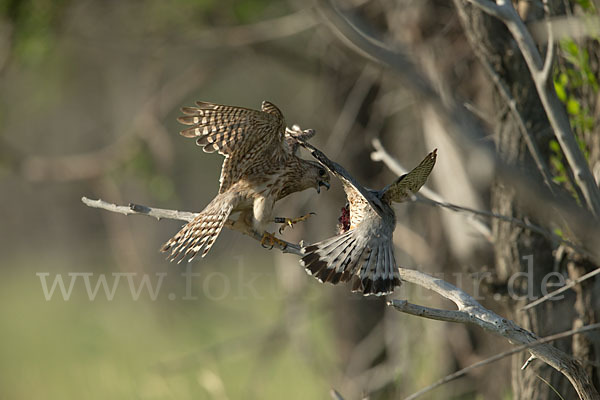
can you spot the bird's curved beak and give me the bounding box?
[317,181,330,194]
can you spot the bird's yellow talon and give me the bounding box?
[277,212,316,233]
[260,232,287,250]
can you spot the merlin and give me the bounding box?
[161,101,330,262]
[298,142,437,296]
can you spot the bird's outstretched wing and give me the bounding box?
[299,140,385,221]
[381,149,437,204]
[177,101,287,192]
[178,100,285,155]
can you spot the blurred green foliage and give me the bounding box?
[233,0,273,23]
[573,0,597,12]
[0,257,338,400]
[549,17,598,196]
[1,0,69,65]
[554,39,597,138]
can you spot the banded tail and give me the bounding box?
[300,230,400,296]
[161,194,234,262]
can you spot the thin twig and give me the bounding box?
[520,266,600,311]
[371,139,597,261]
[465,0,509,18]
[416,196,596,262]
[528,15,600,43]
[540,0,555,83]
[370,138,458,209]
[330,389,346,400]
[371,137,494,240]
[191,8,318,48]
[325,64,379,157]
[81,197,303,256]
[401,323,600,400]
[82,196,198,222]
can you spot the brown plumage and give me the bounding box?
[161,101,330,262]
[299,142,437,296]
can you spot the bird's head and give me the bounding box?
[305,160,331,194]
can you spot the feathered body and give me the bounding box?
[161,101,330,262]
[299,144,437,296]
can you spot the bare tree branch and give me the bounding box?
[401,322,600,400]
[325,64,379,157]
[528,15,600,43]
[520,266,600,312]
[330,388,346,400]
[192,8,318,48]
[82,196,599,399]
[81,197,302,256]
[465,0,510,19]
[390,269,599,400]
[539,0,555,83]
[82,196,198,222]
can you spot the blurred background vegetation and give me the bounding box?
[1,0,598,399]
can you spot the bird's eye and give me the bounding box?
[318,168,326,177]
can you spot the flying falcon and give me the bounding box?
[298,142,437,296]
[161,101,330,262]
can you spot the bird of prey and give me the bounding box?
[299,142,437,296]
[161,101,330,262]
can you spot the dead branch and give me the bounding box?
[520,266,600,312]
[391,270,599,400]
[189,8,317,49]
[81,197,302,256]
[401,322,600,400]
[82,196,599,399]
[325,64,379,158]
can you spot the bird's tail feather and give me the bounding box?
[161,195,234,263]
[300,230,400,296]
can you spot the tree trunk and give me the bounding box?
[455,1,599,398]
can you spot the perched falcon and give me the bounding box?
[161,101,330,262]
[299,142,437,296]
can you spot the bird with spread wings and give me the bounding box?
[161,101,330,262]
[298,141,437,296]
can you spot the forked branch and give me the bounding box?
[463,0,600,216]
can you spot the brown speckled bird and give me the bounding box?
[299,142,437,296]
[161,101,330,262]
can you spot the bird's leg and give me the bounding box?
[224,219,287,250]
[260,232,288,250]
[274,212,316,234]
